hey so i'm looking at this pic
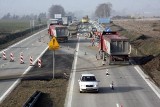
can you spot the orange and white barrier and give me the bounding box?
[38,58,41,68]
[2,51,7,60]
[10,53,14,62]
[30,56,33,65]
[20,52,24,64]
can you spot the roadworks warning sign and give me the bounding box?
[48,37,59,50]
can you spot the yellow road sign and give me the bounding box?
[48,37,60,50]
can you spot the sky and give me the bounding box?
[0,0,160,18]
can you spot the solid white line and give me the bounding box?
[65,37,80,107]
[0,79,20,103]
[22,46,49,75]
[0,28,47,53]
[0,46,49,103]
[134,66,160,99]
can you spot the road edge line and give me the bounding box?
[0,28,47,54]
[0,46,49,104]
[64,37,80,107]
[134,66,160,99]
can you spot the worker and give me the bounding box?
[110,81,114,90]
[91,37,95,46]
[106,69,109,76]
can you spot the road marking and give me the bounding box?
[22,46,48,75]
[134,66,160,99]
[65,37,80,107]
[0,28,47,54]
[0,79,21,103]
[0,46,49,104]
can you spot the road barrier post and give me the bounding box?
[38,58,42,68]
[2,51,7,60]
[10,53,14,62]
[30,56,33,66]
[20,52,24,64]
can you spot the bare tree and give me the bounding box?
[95,3,112,18]
[49,5,65,18]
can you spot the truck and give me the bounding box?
[47,19,59,29]
[62,16,69,26]
[48,24,69,42]
[99,31,131,64]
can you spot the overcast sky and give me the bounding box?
[0,0,160,17]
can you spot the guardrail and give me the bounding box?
[23,91,42,107]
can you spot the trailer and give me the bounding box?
[48,24,69,42]
[99,31,131,64]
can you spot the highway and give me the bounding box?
[65,36,160,107]
[0,29,49,103]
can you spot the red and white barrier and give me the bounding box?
[2,51,7,60]
[30,56,33,65]
[10,53,14,62]
[38,58,42,68]
[20,52,24,64]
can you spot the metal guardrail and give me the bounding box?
[23,91,42,107]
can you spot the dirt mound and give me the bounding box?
[142,55,160,86]
[113,20,160,87]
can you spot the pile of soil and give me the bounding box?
[113,20,160,87]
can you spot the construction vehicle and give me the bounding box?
[81,15,89,23]
[48,24,69,42]
[98,31,131,64]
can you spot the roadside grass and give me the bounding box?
[0,20,30,33]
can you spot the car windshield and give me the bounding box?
[81,76,96,81]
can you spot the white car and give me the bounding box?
[78,74,99,93]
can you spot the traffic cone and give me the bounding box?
[10,53,14,62]
[84,52,87,55]
[30,56,33,66]
[38,58,42,68]
[2,51,7,60]
[20,53,24,64]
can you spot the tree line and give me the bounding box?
[1,2,112,21]
[1,13,47,21]
[48,3,112,19]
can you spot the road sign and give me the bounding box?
[48,37,60,50]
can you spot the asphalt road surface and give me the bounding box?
[0,29,49,103]
[65,36,160,107]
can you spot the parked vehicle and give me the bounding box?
[78,73,99,93]
[99,31,131,64]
